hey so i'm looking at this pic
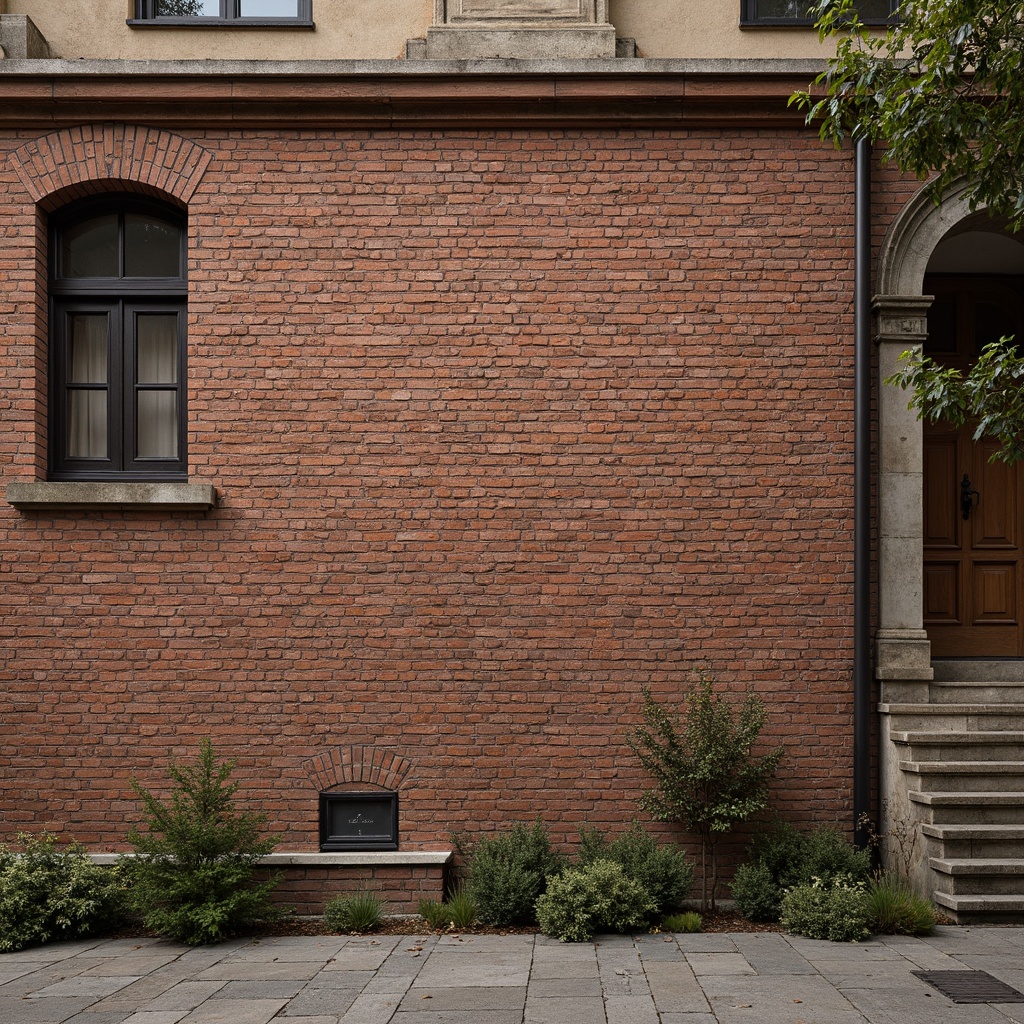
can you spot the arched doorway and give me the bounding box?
[921,228,1024,656]
[874,185,1024,680]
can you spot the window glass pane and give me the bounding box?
[753,0,812,16]
[750,0,891,18]
[155,0,219,14]
[68,314,108,384]
[137,314,179,384]
[68,392,108,459]
[857,0,892,18]
[137,392,178,459]
[61,214,118,278]
[125,214,182,278]
[239,0,300,15]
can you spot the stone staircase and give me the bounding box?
[881,661,1024,923]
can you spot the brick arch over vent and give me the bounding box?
[8,123,213,209]
[302,746,413,793]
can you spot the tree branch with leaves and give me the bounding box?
[792,0,1024,228]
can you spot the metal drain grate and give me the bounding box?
[913,971,1024,1004]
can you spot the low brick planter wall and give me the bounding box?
[90,850,454,917]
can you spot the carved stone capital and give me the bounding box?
[872,294,934,344]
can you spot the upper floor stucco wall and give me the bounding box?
[7,0,837,61]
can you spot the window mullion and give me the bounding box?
[114,300,128,473]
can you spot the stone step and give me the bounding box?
[921,823,1024,858]
[890,731,1024,760]
[899,761,1024,791]
[910,791,1024,825]
[928,858,1024,895]
[932,660,1024,683]
[931,891,1024,924]
[882,704,1024,730]
[929,681,1024,704]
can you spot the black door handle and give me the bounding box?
[961,473,980,520]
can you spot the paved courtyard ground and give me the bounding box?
[1,927,1023,1024]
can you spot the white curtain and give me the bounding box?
[136,314,178,459]
[68,314,107,459]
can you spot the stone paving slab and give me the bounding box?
[3,928,1024,1024]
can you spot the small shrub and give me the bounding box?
[418,888,477,931]
[780,877,871,943]
[0,833,126,953]
[126,739,281,945]
[577,824,692,919]
[324,892,383,933]
[442,887,478,929]
[535,860,656,943]
[866,874,935,936]
[730,861,781,923]
[732,821,872,924]
[418,899,449,930]
[802,826,872,884]
[662,911,702,933]
[466,820,563,926]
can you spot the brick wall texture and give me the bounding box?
[0,125,888,870]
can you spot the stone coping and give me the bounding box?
[0,56,828,76]
[6,481,217,511]
[88,850,453,867]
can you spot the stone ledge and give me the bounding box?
[6,480,217,511]
[88,850,453,867]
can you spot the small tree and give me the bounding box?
[126,739,280,945]
[628,673,783,911]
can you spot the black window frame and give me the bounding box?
[129,0,313,28]
[740,0,898,26]
[319,792,399,852]
[49,197,188,483]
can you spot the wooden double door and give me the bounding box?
[923,275,1024,657]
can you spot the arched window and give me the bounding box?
[50,198,187,481]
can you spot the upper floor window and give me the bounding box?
[131,0,312,26]
[49,198,187,482]
[741,0,897,25]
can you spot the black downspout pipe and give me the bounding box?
[853,136,872,848]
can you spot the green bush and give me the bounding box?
[324,892,383,933]
[662,911,702,933]
[418,898,449,930]
[731,821,872,923]
[126,739,281,945]
[729,861,781,923]
[577,825,692,919]
[866,874,936,936]
[465,820,563,926]
[780,877,871,943]
[535,860,656,943]
[0,833,126,953]
[418,887,477,930]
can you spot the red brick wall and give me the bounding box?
[0,126,866,874]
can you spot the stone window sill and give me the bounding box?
[5,480,217,511]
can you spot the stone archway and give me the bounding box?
[873,181,988,691]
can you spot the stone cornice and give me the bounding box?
[0,58,827,129]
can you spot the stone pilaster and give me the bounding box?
[874,294,934,699]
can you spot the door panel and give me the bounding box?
[923,275,1024,657]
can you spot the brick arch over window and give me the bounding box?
[8,124,212,209]
[303,746,413,794]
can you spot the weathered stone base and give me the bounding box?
[421,26,617,60]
